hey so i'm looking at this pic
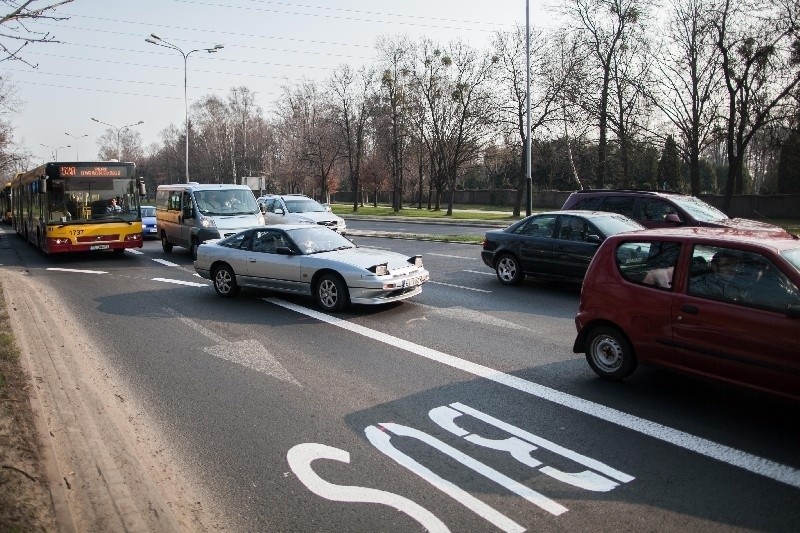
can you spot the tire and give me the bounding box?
[585,326,637,380]
[315,273,349,312]
[191,238,199,261]
[213,264,240,298]
[161,233,173,253]
[495,253,523,285]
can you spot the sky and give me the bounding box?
[6,0,553,166]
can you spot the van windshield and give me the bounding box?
[195,190,259,215]
[671,196,729,223]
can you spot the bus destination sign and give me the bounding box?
[58,165,127,178]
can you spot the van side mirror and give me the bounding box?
[259,204,266,214]
[138,181,147,196]
[38,176,47,194]
[183,205,194,218]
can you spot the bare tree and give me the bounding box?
[652,0,722,195]
[330,64,377,211]
[493,26,584,216]
[712,0,800,211]
[568,0,650,188]
[0,0,73,66]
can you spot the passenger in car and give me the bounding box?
[688,250,747,301]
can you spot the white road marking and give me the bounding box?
[152,258,180,267]
[47,267,107,274]
[427,281,491,293]
[165,308,300,386]
[287,443,450,533]
[126,249,144,255]
[465,269,496,276]
[428,253,477,260]
[411,303,526,330]
[151,278,207,288]
[264,297,800,490]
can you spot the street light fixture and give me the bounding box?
[90,117,144,161]
[40,143,71,161]
[146,34,224,183]
[64,132,89,160]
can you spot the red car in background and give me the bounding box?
[573,227,800,401]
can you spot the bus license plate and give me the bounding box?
[90,244,110,250]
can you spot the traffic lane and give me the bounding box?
[13,234,799,529]
[50,235,800,474]
[80,290,800,531]
[344,218,498,237]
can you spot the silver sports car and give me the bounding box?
[194,224,430,311]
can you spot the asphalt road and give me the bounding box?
[2,223,799,532]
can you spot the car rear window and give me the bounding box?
[615,241,681,289]
[592,215,644,235]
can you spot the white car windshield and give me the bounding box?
[284,198,326,214]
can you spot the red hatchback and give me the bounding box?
[573,227,800,401]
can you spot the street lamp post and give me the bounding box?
[145,34,223,183]
[40,144,71,161]
[90,118,144,161]
[64,132,89,160]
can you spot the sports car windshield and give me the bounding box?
[286,226,355,255]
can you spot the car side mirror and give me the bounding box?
[586,234,602,244]
[665,213,682,224]
[275,208,285,215]
[276,246,293,255]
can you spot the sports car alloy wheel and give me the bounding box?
[213,264,240,298]
[315,273,349,312]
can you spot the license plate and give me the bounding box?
[402,275,424,288]
[90,244,110,250]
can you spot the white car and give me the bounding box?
[257,194,346,235]
[194,224,429,311]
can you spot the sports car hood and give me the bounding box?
[317,247,419,272]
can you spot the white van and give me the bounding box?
[155,183,264,259]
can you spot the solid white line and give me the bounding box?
[428,281,491,293]
[464,270,496,276]
[47,267,107,275]
[428,253,477,260]
[151,277,207,287]
[126,249,144,255]
[263,297,800,490]
[152,258,180,267]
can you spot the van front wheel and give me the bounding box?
[191,238,199,261]
[161,233,173,253]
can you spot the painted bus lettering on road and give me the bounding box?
[288,402,633,532]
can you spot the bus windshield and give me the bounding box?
[50,177,142,223]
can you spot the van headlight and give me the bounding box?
[200,215,216,228]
